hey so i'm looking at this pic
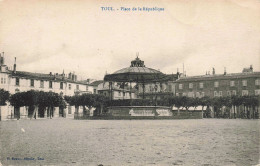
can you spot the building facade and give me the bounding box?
[137,74,178,100]
[97,82,137,100]
[0,55,94,120]
[175,67,260,98]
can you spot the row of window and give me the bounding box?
[214,90,250,97]
[177,89,260,97]
[179,79,260,90]
[118,91,132,97]
[176,92,205,98]
[15,78,88,91]
[147,85,173,92]
[179,82,204,89]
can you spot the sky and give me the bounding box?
[0,0,260,80]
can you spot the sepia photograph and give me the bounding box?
[0,0,260,165]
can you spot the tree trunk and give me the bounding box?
[243,105,246,119]
[31,105,36,120]
[255,106,258,119]
[234,105,236,119]
[202,106,204,118]
[100,104,103,115]
[230,107,232,119]
[44,107,47,118]
[247,106,249,119]
[47,107,51,119]
[252,106,255,119]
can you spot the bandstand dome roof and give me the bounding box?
[113,65,162,75]
[104,56,169,83]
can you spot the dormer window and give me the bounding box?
[40,80,44,88]
[49,81,53,88]
[60,82,63,89]
[30,79,34,87]
[15,78,19,86]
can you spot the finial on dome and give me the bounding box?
[131,53,144,67]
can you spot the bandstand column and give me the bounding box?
[155,82,158,106]
[142,82,145,99]
[130,82,133,106]
[109,82,112,101]
[130,82,132,100]
[123,82,125,100]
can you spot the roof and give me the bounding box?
[176,72,260,82]
[242,67,253,73]
[104,57,175,83]
[165,74,179,81]
[9,70,89,85]
[89,80,104,86]
[113,66,162,74]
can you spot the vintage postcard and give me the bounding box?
[0,0,259,165]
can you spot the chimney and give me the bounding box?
[72,74,75,81]
[0,53,2,65]
[1,52,5,65]
[250,65,253,71]
[62,70,65,80]
[224,67,227,75]
[212,68,215,75]
[13,57,17,73]
[75,75,77,81]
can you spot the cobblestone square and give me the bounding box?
[0,119,259,166]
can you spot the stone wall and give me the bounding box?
[171,110,203,119]
[85,106,204,119]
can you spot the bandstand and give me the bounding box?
[104,56,171,99]
[103,56,175,118]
